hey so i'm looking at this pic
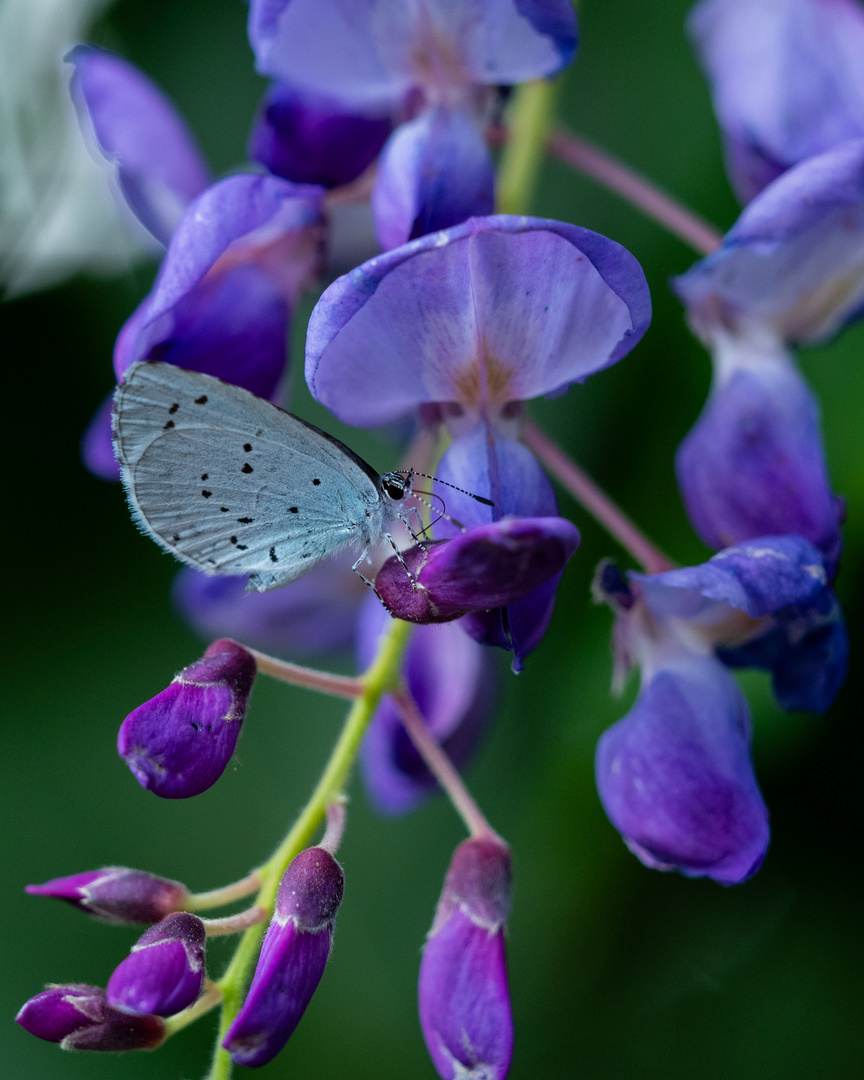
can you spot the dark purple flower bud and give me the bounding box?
[16,984,165,1051]
[117,639,256,799]
[26,867,189,924]
[419,837,513,1080]
[376,517,579,625]
[107,913,206,1017]
[223,846,344,1068]
[250,81,391,188]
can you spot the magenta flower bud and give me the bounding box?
[223,846,344,1068]
[26,867,189,924]
[16,984,165,1051]
[117,639,256,798]
[107,913,206,1017]
[375,517,580,624]
[419,837,513,1080]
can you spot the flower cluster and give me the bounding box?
[15,1,858,1078]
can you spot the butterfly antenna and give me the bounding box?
[408,488,468,534]
[408,471,494,507]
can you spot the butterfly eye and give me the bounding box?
[382,475,409,500]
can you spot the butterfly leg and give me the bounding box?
[351,548,384,600]
[384,532,419,592]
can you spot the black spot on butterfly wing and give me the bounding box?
[241,463,253,474]
[194,395,208,405]
[168,403,180,415]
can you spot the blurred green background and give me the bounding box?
[3,0,863,1077]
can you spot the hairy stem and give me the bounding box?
[546,129,723,256]
[523,421,676,573]
[249,651,362,699]
[392,687,498,841]
[202,617,414,1080]
[185,872,262,913]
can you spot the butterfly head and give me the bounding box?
[380,470,414,501]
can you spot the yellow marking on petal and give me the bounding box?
[451,338,515,410]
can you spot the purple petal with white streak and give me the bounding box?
[675,139,864,344]
[306,215,649,427]
[107,913,206,1018]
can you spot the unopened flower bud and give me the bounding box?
[16,984,165,1051]
[376,517,580,624]
[223,846,344,1068]
[107,913,206,1017]
[118,639,256,798]
[419,837,513,1080]
[26,867,189,924]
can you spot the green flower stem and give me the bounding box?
[496,78,558,215]
[200,615,414,1080]
[185,872,262,913]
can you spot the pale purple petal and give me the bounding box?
[249,0,576,105]
[249,81,391,188]
[68,45,210,244]
[372,108,494,250]
[596,655,769,885]
[675,341,842,570]
[173,559,363,656]
[358,597,493,815]
[688,0,864,201]
[675,139,864,344]
[81,393,120,480]
[634,535,829,622]
[306,215,649,426]
[114,174,325,396]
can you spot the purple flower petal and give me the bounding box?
[675,339,842,569]
[634,535,829,622]
[16,985,165,1050]
[223,846,343,1067]
[719,587,849,714]
[675,140,864,344]
[173,559,364,657]
[376,517,579,623]
[81,392,120,481]
[433,429,566,670]
[596,655,769,885]
[107,913,206,1018]
[26,867,189,925]
[358,595,493,815]
[688,0,864,201]
[249,0,576,105]
[114,174,325,398]
[250,81,391,188]
[306,215,649,427]
[419,837,513,1080]
[117,639,256,799]
[68,45,210,245]
[373,107,494,250]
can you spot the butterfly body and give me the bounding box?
[113,362,406,592]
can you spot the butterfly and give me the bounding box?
[113,361,429,593]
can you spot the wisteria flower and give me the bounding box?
[306,213,649,664]
[688,0,864,201]
[672,140,864,564]
[248,0,578,246]
[595,535,846,883]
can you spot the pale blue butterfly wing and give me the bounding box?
[113,362,394,591]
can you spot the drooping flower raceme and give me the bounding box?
[595,535,846,884]
[306,213,650,667]
[688,0,864,202]
[673,139,864,569]
[248,0,578,247]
